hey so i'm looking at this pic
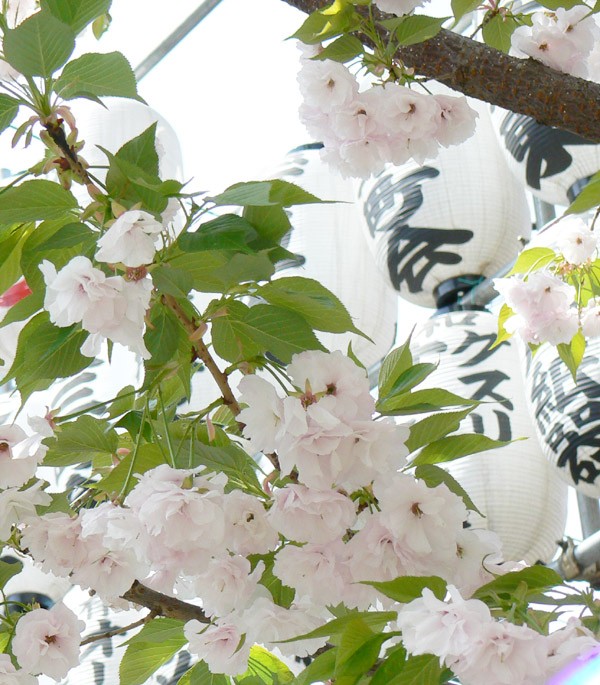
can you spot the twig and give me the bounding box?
[43,120,94,185]
[81,612,155,645]
[121,580,210,624]
[162,294,241,415]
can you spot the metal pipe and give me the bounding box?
[577,493,600,539]
[134,0,224,81]
[574,529,600,570]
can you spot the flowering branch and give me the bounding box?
[282,0,600,142]
[80,612,155,646]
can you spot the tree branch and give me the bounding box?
[121,580,210,624]
[281,0,600,142]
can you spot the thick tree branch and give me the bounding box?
[281,0,600,142]
[121,580,209,623]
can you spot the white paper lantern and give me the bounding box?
[491,106,600,207]
[273,144,398,370]
[413,309,568,564]
[526,341,600,498]
[357,104,531,308]
[71,97,184,182]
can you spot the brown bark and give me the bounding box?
[281,0,600,142]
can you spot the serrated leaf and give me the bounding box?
[472,566,563,603]
[0,94,19,134]
[406,407,473,453]
[536,0,583,9]
[3,10,75,77]
[384,362,438,398]
[43,415,118,467]
[179,215,258,253]
[278,611,397,643]
[411,433,511,466]
[41,0,111,33]
[145,306,181,365]
[211,180,324,208]
[152,264,193,298]
[395,15,447,45]
[236,646,294,684]
[55,51,139,100]
[377,388,477,415]
[505,247,556,276]
[362,576,447,604]
[389,653,448,685]
[415,464,484,515]
[258,277,360,334]
[0,181,77,224]
[378,337,414,399]
[312,34,363,62]
[290,2,359,44]
[566,173,600,215]
[335,620,387,678]
[120,618,187,685]
[482,12,520,53]
[451,0,480,21]
[243,204,292,243]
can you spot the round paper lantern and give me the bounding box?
[526,340,600,498]
[357,103,531,308]
[491,106,600,207]
[71,97,184,182]
[273,144,398,370]
[0,552,71,612]
[413,309,568,564]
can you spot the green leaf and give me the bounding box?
[167,251,230,293]
[406,407,473,453]
[258,277,359,334]
[493,303,514,349]
[7,312,91,402]
[179,215,258,253]
[378,337,413,400]
[567,173,600,214]
[43,415,118,467]
[179,661,231,685]
[0,225,28,295]
[506,246,556,276]
[212,302,325,364]
[211,180,323,208]
[383,362,438,399]
[0,95,19,134]
[451,0,480,21]
[388,653,448,685]
[536,0,583,9]
[152,264,193,298]
[41,0,111,33]
[415,464,484,515]
[291,648,336,685]
[145,306,181,365]
[0,559,23,589]
[335,620,388,679]
[0,181,77,224]
[394,15,447,45]
[472,566,563,603]
[0,288,42,329]
[290,1,359,44]
[279,611,397,643]
[557,330,586,382]
[482,12,520,53]
[103,148,168,214]
[312,34,363,62]
[55,51,139,101]
[3,10,75,77]
[362,576,447,603]
[259,556,296,609]
[369,645,407,685]
[377,388,477,415]
[243,205,292,243]
[411,433,511,466]
[236,646,294,684]
[120,618,187,685]
[113,123,159,176]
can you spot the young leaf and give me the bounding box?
[410,433,512,466]
[41,0,111,33]
[55,51,139,101]
[312,34,364,62]
[210,180,323,207]
[0,559,23,589]
[505,247,556,276]
[451,0,480,21]
[415,464,484,515]
[335,620,389,679]
[566,173,600,215]
[43,415,118,467]
[557,330,586,382]
[406,407,473,453]
[278,611,397,643]
[492,303,514,349]
[179,662,231,684]
[378,336,414,400]
[362,576,447,603]
[3,10,75,77]
[394,15,447,45]
[377,388,478,415]
[481,12,520,53]
[235,646,295,684]
[472,566,563,603]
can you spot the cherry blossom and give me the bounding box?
[184,620,250,676]
[0,654,37,685]
[12,602,84,680]
[0,424,40,488]
[373,0,430,15]
[95,209,163,267]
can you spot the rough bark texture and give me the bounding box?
[282,0,600,142]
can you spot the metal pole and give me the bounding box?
[577,493,600,539]
[134,0,224,81]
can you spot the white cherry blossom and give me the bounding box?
[184,620,250,676]
[0,654,36,685]
[95,210,163,267]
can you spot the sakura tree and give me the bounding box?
[0,1,599,684]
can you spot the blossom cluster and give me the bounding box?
[39,209,164,358]
[494,215,600,346]
[397,587,600,685]
[511,6,600,81]
[297,53,478,178]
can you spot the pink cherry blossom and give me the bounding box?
[0,654,36,685]
[12,602,84,680]
[95,210,163,267]
[556,216,598,265]
[433,94,479,147]
[0,424,39,489]
[581,300,600,337]
[184,620,250,676]
[373,0,430,16]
